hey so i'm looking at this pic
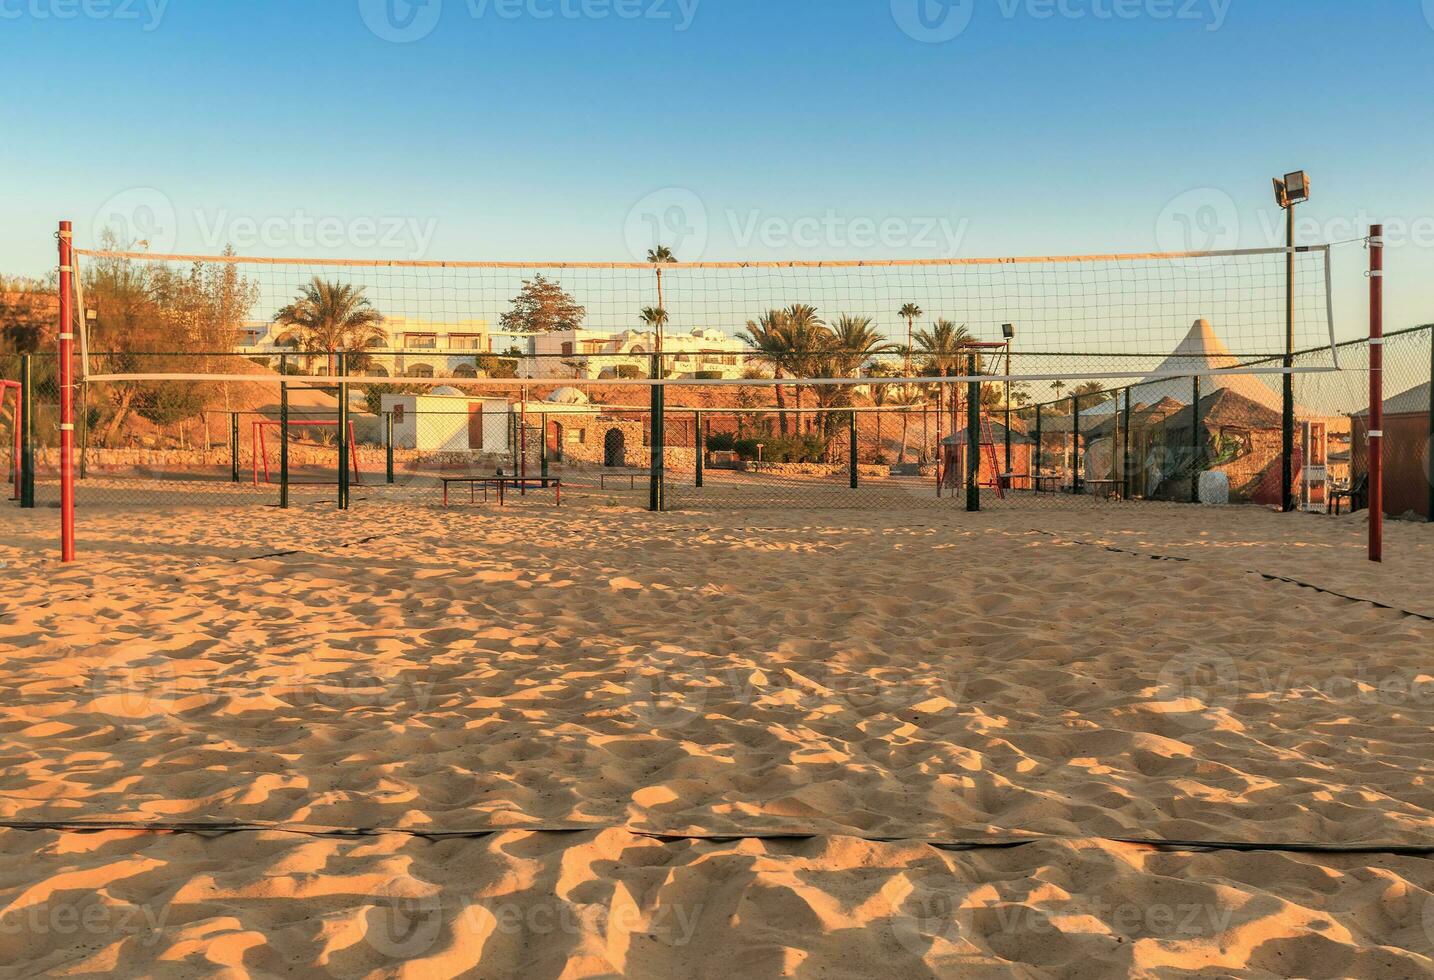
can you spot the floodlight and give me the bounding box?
[1001,323,1016,340]
[1283,170,1310,204]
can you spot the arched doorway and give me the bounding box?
[548,421,564,462]
[604,428,626,468]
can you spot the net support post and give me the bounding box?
[649,356,664,512]
[849,409,858,490]
[966,355,980,513]
[57,220,75,563]
[1282,205,1297,513]
[1369,224,1384,561]
[1191,375,1202,504]
[230,413,240,483]
[385,412,395,484]
[694,410,704,489]
[337,353,350,510]
[19,354,34,509]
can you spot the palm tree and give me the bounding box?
[913,319,974,377]
[739,309,792,435]
[781,304,828,432]
[897,303,922,375]
[829,315,892,378]
[273,278,386,375]
[647,246,675,359]
[888,384,926,465]
[639,306,669,376]
[866,361,899,462]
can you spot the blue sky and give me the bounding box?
[1,0,1431,340]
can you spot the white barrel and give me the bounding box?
[1197,470,1230,505]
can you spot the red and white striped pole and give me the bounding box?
[1368,224,1384,563]
[57,220,76,563]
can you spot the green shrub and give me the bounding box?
[706,432,736,452]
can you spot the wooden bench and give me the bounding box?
[441,477,561,508]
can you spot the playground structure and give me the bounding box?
[252,418,364,487]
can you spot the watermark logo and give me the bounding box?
[192,209,439,259]
[890,0,975,43]
[93,187,178,253]
[1155,187,1239,254]
[89,651,180,730]
[888,879,974,957]
[1152,650,1241,730]
[726,209,968,255]
[365,877,448,958]
[359,0,444,42]
[0,0,170,31]
[625,647,711,730]
[466,0,700,30]
[624,187,708,261]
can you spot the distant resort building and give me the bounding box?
[237,319,748,380]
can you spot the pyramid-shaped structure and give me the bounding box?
[1088,318,1285,414]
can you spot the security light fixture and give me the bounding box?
[1001,323,1016,340]
[1273,170,1310,209]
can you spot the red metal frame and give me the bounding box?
[58,221,75,562]
[1,381,19,501]
[1369,225,1384,563]
[251,419,364,486]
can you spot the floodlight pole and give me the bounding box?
[1282,202,1297,513]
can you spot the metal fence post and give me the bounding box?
[694,410,704,489]
[540,412,549,485]
[1072,396,1082,494]
[230,412,240,483]
[1034,402,1042,486]
[1191,375,1202,504]
[19,354,34,509]
[1122,388,1132,499]
[966,354,980,513]
[849,409,858,489]
[385,411,395,485]
[649,355,665,512]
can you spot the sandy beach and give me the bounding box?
[3,489,1434,976]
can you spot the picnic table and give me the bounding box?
[441,476,561,507]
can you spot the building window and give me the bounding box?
[406,334,438,349]
[448,334,485,351]
[561,342,575,357]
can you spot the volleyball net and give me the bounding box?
[16,231,1425,556]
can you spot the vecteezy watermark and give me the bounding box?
[0,898,170,942]
[1154,187,1240,254]
[889,0,975,43]
[363,877,703,958]
[1252,210,1434,251]
[624,187,708,261]
[891,0,1231,43]
[94,187,179,253]
[91,188,440,259]
[192,209,439,258]
[0,0,169,30]
[360,0,700,42]
[726,209,968,256]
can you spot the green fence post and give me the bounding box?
[1122,388,1132,498]
[1034,402,1042,488]
[966,354,981,513]
[337,353,350,510]
[540,412,549,485]
[1191,375,1202,504]
[649,355,665,512]
[385,411,395,485]
[230,412,240,483]
[694,410,704,489]
[77,382,88,480]
[1072,395,1083,494]
[849,409,858,489]
[19,354,34,509]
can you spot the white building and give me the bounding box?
[237,316,495,378]
[522,327,748,379]
[378,386,608,454]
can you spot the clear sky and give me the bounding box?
[1,0,1431,341]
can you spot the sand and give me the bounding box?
[2,486,1434,977]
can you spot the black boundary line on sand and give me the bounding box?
[1029,529,1434,622]
[1,818,1433,858]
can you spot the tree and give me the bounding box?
[647,246,676,263]
[781,304,829,431]
[639,307,669,376]
[913,319,974,377]
[273,278,386,375]
[1071,380,1112,411]
[739,310,791,436]
[888,384,926,465]
[498,275,586,334]
[897,303,922,375]
[829,315,892,378]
